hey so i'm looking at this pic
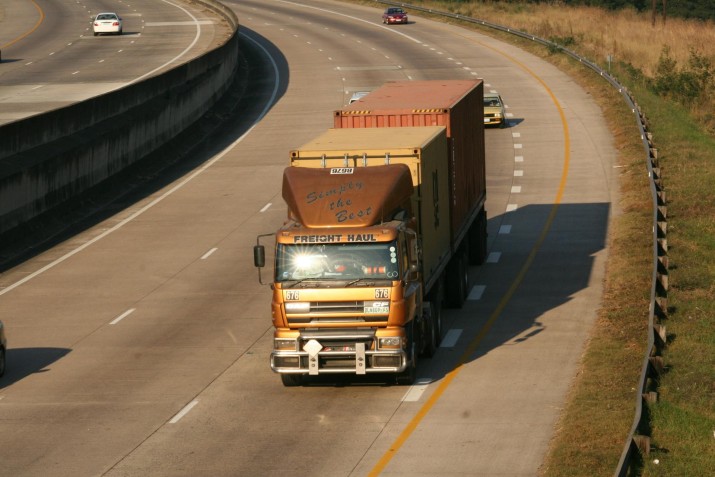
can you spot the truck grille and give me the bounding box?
[310,301,363,313]
[287,301,389,324]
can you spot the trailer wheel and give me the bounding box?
[469,210,488,265]
[396,322,417,385]
[281,374,303,387]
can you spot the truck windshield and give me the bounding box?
[276,241,400,282]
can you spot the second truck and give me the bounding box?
[254,80,487,385]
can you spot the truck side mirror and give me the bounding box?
[408,263,420,281]
[254,244,265,268]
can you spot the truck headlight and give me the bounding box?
[285,302,310,313]
[377,337,402,349]
[274,338,298,351]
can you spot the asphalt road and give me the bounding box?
[0,0,619,475]
[0,0,231,124]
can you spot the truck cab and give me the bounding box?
[254,165,431,386]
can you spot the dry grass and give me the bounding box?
[415,1,715,77]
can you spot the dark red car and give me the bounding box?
[382,7,408,24]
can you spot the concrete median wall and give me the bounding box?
[0,1,240,236]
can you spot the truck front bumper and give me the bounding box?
[271,330,407,375]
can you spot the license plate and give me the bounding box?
[365,306,389,314]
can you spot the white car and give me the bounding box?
[93,12,122,36]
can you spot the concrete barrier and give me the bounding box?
[0,1,240,237]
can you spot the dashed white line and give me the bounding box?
[511,186,522,193]
[260,203,272,213]
[514,170,523,177]
[486,252,502,263]
[514,144,523,149]
[110,308,136,325]
[402,378,432,402]
[201,248,218,260]
[506,204,518,212]
[515,156,524,162]
[170,400,199,423]
[440,329,462,348]
[468,285,486,300]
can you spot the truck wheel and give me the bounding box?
[281,374,303,387]
[396,322,417,385]
[431,278,444,345]
[422,303,438,358]
[446,247,468,308]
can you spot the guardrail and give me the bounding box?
[375,2,667,475]
[0,1,240,239]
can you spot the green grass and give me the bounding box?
[626,81,715,477]
[344,1,715,475]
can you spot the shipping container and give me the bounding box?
[334,80,486,250]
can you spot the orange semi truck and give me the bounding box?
[253,81,486,386]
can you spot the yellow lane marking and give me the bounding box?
[368,36,571,476]
[1,0,44,50]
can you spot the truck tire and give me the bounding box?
[469,209,488,265]
[281,374,303,387]
[431,278,444,345]
[396,322,417,385]
[446,247,468,308]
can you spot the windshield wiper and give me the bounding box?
[344,278,378,287]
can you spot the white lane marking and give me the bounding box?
[499,225,512,234]
[201,248,218,260]
[515,156,524,162]
[440,329,462,348]
[402,378,432,402]
[145,21,214,26]
[512,132,521,138]
[468,285,485,300]
[487,252,502,263]
[260,203,272,212]
[514,170,523,176]
[0,32,281,297]
[170,400,199,423]
[511,186,522,193]
[514,144,523,149]
[110,308,136,325]
[506,204,518,212]
[129,0,202,84]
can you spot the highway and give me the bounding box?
[0,0,231,124]
[0,0,618,475]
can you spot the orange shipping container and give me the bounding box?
[334,80,486,247]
